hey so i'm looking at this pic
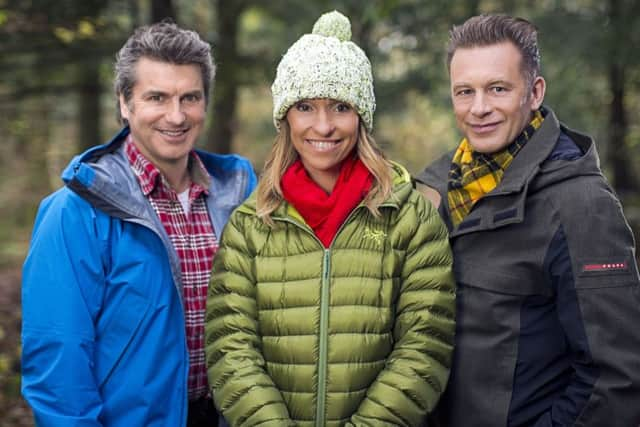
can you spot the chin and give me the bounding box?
[468,138,505,154]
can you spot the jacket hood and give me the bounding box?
[62,127,148,221]
[529,124,603,193]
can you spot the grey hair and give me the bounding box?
[114,20,215,125]
[447,14,541,87]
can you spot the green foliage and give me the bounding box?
[0,0,637,254]
[377,90,458,174]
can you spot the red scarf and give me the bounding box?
[281,156,373,248]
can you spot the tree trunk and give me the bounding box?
[607,0,639,194]
[151,0,176,23]
[22,98,52,223]
[608,64,638,193]
[77,60,102,150]
[206,0,245,154]
[130,0,141,27]
[467,0,481,16]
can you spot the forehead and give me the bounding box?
[132,57,204,92]
[450,42,525,84]
[299,98,347,106]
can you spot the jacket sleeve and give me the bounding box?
[535,180,640,427]
[244,164,258,199]
[347,194,456,427]
[21,191,105,427]
[205,211,294,427]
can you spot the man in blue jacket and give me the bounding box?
[417,14,640,427]
[21,22,256,427]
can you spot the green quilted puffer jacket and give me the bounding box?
[205,164,456,427]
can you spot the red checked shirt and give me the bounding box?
[125,136,217,401]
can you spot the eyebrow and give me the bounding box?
[183,89,204,95]
[451,83,472,91]
[487,79,514,87]
[141,90,168,97]
[451,79,514,90]
[140,89,204,98]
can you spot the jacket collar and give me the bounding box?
[237,161,413,222]
[62,127,152,222]
[124,135,211,198]
[61,126,252,238]
[417,107,563,238]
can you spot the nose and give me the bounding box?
[312,109,336,135]
[165,97,186,125]
[470,93,491,117]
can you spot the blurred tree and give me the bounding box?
[151,0,176,23]
[206,0,329,153]
[77,59,102,150]
[605,0,639,194]
[206,0,248,154]
[0,0,131,151]
[0,0,637,231]
[533,0,640,194]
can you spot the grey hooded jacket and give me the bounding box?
[416,107,640,427]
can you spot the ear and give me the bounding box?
[529,76,546,110]
[119,94,131,121]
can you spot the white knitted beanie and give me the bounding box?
[271,10,376,132]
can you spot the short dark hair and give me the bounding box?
[447,14,541,86]
[114,21,215,125]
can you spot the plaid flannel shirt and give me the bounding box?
[125,136,217,400]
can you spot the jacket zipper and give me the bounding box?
[271,216,329,425]
[274,203,396,426]
[315,249,331,427]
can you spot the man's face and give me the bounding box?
[449,41,545,154]
[119,57,206,174]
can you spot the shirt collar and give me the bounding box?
[124,134,211,197]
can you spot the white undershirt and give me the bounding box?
[177,188,190,215]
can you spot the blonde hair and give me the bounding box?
[256,120,393,225]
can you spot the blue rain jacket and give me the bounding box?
[21,127,256,427]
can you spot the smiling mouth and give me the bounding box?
[158,128,189,137]
[469,122,500,134]
[306,139,340,151]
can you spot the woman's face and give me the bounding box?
[286,98,359,193]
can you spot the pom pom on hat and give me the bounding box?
[271,10,376,132]
[312,10,352,41]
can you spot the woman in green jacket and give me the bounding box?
[205,11,455,427]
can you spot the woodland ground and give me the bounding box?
[0,267,32,426]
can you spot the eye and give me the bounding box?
[295,102,312,112]
[335,103,352,113]
[454,88,473,97]
[182,93,202,103]
[490,86,508,94]
[148,94,164,102]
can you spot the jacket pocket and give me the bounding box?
[455,261,551,297]
[94,289,150,387]
[574,251,640,289]
[444,264,538,425]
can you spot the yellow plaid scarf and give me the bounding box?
[447,109,545,227]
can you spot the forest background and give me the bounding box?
[1,0,638,424]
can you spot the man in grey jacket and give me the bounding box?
[417,14,640,427]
